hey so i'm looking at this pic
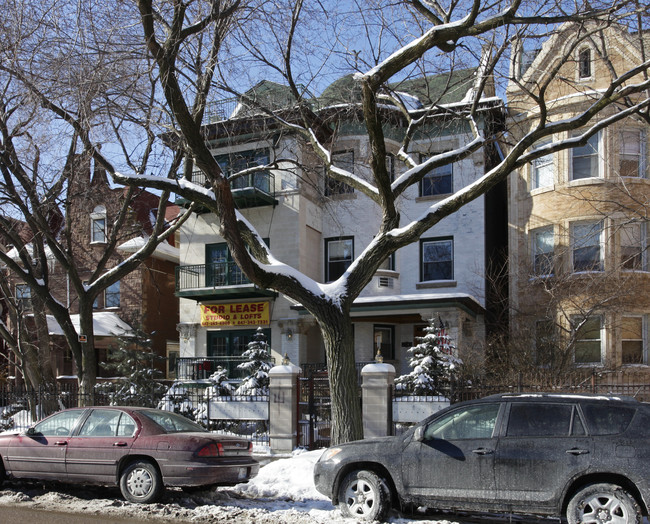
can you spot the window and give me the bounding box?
[420,154,453,196]
[216,149,271,193]
[325,237,353,282]
[207,329,271,378]
[33,409,84,436]
[622,316,644,364]
[77,409,126,437]
[620,130,645,178]
[531,142,554,189]
[621,222,645,270]
[507,403,583,437]
[531,227,554,275]
[90,205,107,243]
[15,284,31,311]
[378,252,395,271]
[578,48,591,79]
[582,404,636,435]
[424,403,500,440]
[374,325,395,361]
[421,238,453,281]
[571,221,603,272]
[535,319,556,367]
[574,316,602,364]
[105,281,120,308]
[325,151,354,196]
[571,132,600,180]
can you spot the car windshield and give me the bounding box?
[139,409,207,433]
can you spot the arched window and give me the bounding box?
[578,48,591,79]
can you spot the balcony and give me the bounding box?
[177,170,277,210]
[176,261,276,300]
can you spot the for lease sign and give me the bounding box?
[200,302,270,327]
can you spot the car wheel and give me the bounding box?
[337,469,391,521]
[119,460,163,504]
[566,483,641,524]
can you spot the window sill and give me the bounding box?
[530,185,554,196]
[416,193,452,203]
[417,280,457,289]
[568,177,604,187]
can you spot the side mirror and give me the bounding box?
[414,426,425,442]
[26,427,37,436]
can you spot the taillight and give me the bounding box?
[247,441,253,455]
[197,442,223,457]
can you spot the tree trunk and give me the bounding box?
[318,312,364,445]
[77,304,97,406]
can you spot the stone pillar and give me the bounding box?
[361,362,395,439]
[268,359,301,453]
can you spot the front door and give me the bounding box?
[4,409,85,479]
[66,408,137,483]
[401,403,502,506]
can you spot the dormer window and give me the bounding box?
[90,205,107,244]
[578,48,591,79]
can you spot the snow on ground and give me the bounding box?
[0,448,561,523]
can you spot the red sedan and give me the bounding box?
[0,406,259,503]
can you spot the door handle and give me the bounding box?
[472,447,494,455]
[113,442,128,447]
[566,448,590,455]
[54,441,67,446]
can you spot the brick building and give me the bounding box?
[507,22,650,377]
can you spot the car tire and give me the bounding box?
[119,460,164,504]
[337,469,391,521]
[566,482,641,524]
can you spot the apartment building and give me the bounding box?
[175,72,506,379]
[507,22,650,376]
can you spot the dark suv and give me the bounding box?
[313,393,650,522]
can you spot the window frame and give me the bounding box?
[578,47,592,79]
[15,283,32,312]
[531,226,554,275]
[419,153,453,197]
[90,205,107,244]
[620,221,646,271]
[619,129,646,178]
[571,220,603,272]
[373,324,395,361]
[105,280,121,309]
[573,315,603,365]
[531,141,554,189]
[621,315,646,365]
[570,132,601,181]
[420,237,454,282]
[325,236,354,282]
[325,150,355,196]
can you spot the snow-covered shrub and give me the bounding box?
[395,317,462,397]
[235,327,272,396]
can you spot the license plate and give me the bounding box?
[237,467,247,480]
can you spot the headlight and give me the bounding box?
[319,447,342,462]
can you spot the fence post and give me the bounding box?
[268,359,301,453]
[361,362,395,439]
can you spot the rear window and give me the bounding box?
[140,409,207,433]
[581,404,635,435]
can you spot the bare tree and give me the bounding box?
[0,0,192,400]
[107,0,650,444]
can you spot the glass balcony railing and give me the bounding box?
[180,170,276,209]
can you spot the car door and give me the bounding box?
[494,401,593,511]
[65,408,138,483]
[4,409,86,479]
[401,402,502,506]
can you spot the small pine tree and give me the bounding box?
[96,326,166,407]
[395,317,462,397]
[235,327,272,396]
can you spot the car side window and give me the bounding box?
[34,410,84,436]
[117,413,137,437]
[506,403,583,437]
[78,409,123,437]
[424,403,500,441]
[581,404,635,435]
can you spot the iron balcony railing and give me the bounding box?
[176,261,250,293]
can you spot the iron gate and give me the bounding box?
[298,372,331,449]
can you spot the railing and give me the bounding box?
[187,169,275,194]
[176,356,253,380]
[176,261,251,293]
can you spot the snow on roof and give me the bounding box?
[117,236,180,263]
[47,312,134,337]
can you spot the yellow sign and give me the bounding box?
[201,302,270,327]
